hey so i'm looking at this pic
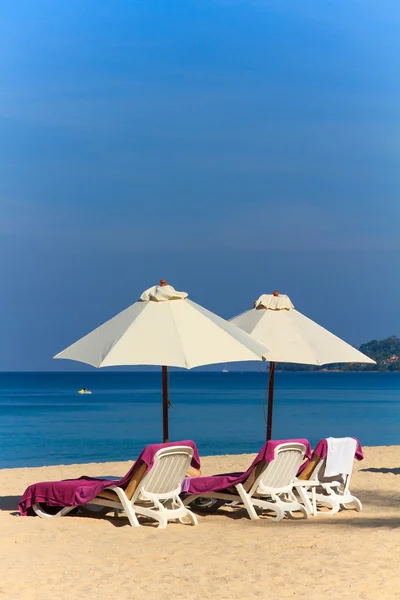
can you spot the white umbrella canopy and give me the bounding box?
[231,292,375,366]
[230,290,375,440]
[54,281,269,440]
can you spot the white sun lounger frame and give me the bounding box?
[295,453,362,516]
[184,442,309,521]
[33,445,198,529]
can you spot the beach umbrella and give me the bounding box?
[230,290,375,441]
[54,280,269,441]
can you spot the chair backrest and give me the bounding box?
[249,442,306,495]
[133,445,194,501]
[306,437,357,492]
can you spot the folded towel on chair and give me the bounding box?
[325,437,358,477]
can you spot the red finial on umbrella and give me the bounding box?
[273,289,279,296]
[160,279,167,287]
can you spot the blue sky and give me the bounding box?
[1,0,399,370]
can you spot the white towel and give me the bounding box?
[325,437,357,477]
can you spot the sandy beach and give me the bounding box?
[0,446,399,600]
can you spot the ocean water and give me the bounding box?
[0,371,399,468]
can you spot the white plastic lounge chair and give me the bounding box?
[294,437,363,516]
[184,442,309,521]
[33,445,198,529]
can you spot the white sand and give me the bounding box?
[1,446,400,600]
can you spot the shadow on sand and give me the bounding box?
[0,495,161,528]
[291,515,400,529]
[360,467,400,475]
[0,496,20,512]
[2,487,399,530]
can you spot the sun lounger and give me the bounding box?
[294,437,363,516]
[183,439,311,521]
[19,441,200,529]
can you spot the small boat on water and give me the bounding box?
[78,388,92,395]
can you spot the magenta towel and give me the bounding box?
[19,440,200,516]
[185,439,311,496]
[297,437,363,476]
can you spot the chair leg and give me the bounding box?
[113,488,140,528]
[251,495,285,521]
[151,510,168,529]
[295,485,315,516]
[179,508,198,526]
[340,495,362,512]
[264,502,285,521]
[314,491,340,515]
[273,491,308,521]
[32,503,76,519]
[235,484,260,521]
[288,490,309,519]
[171,497,198,526]
[292,504,309,519]
[133,504,168,528]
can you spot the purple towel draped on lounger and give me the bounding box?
[297,437,363,476]
[184,439,311,496]
[19,440,200,516]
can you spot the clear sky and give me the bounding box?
[1,0,399,370]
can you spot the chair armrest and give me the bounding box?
[321,481,342,490]
[293,480,319,487]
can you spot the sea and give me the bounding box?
[0,371,399,469]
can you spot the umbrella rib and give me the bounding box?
[169,305,190,369]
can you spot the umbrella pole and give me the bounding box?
[266,361,275,441]
[162,365,169,442]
